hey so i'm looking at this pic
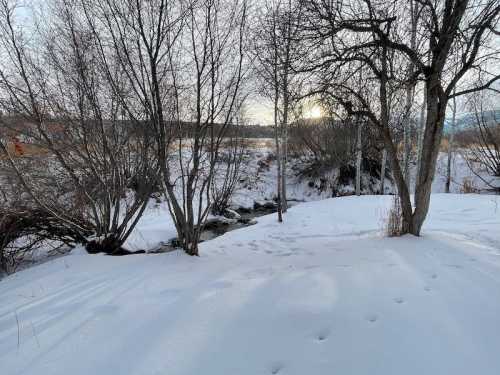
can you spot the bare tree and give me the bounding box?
[210,116,247,216]
[253,0,304,221]
[79,0,248,255]
[459,90,500,191]
[0,0,158,253]
[301,0,500,235]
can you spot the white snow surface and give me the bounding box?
[1,194,500,375]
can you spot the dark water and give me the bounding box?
[150,204,278,253]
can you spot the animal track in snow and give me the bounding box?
[249,242,259,251]
[303,265,320,270]
[365,314,378,323]
[316,328,331,341]
[270,362,284,374]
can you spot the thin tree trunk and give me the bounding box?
[445,93,457,193]
[274,72,283,223]
[380,148,387,194]
[275,132,283,223]
[355,119,362,196]
[415,84,428,192]
[402,0,418,184]
[281,127,288,212]
[281,80,289,212]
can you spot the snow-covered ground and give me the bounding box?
[1,194,500,375]
[123,147,499,251]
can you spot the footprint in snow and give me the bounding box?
[393,297,404,304]
[304,265,320,270]
[431,273,438,279]
[270,362,284,374]
[365,314,378,323]
[424,286,432,292]
[316,328,331,342]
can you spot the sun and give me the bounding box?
[305,105,322,119]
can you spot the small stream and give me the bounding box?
[149,202,282,253]
[200,206,278,241]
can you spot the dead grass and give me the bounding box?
[386,194,403,237]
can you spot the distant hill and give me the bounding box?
[445,109,500,133]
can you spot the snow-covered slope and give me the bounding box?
[1,194,500,375]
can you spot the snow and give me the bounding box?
[1,194,500,375]
[122,147,498,252]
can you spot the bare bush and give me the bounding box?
[210,126,247,216]
[460,177,480,194]
[0,206,86,274]
[0,0,159,253]
[460,92,500,180]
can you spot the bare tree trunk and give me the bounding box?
[274,65,283,222]
[445,93,457,193]
[281,77,289,212]
[355,119,362,196]
[380,148,387,194]
[281,130,288,212]
[275,117,283,223]
[411,78,448,235]
[415,68,428,192]
[402,90,413,183]
[379,45,414,233]
[402,0,418,184]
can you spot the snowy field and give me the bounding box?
[1,194,500,375]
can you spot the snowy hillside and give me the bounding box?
[1,194,500,375]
